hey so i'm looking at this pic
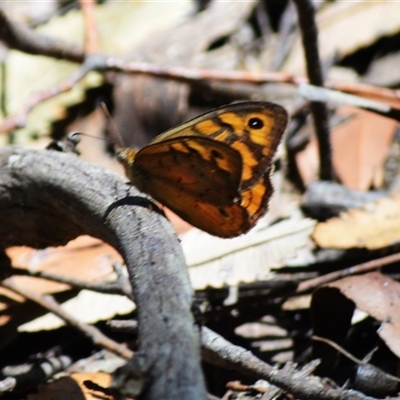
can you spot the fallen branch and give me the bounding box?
[0,353,72,395]
[1,277,133,360]
[296,252,400,294]
[108,320,386,400]
[11,261,134,301]
[0,146,206,400]
[0,8,84,63]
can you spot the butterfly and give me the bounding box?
[116,102,288,238]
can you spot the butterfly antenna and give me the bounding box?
[70,132,106,141]
[100,102,125,148]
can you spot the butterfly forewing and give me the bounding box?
[151,102,288,190]
[240,171,274,224]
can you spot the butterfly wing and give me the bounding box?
[151,102,288,190]
[132,136,243,206]
[139,177,250,237]
[240,170,273,225]
[117,101,287,237]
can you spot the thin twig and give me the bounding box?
[80,0,99,54]
[112,262,134,301]
[201,327,384,400]
[106,59,400,105]
[0,54,105,133]
[1,277,133,360]
[107,58,299,85]
[299,84,400,122]
[312,335,361,364]
[226,381,268,394]
[296,252,400,294]
[107,319,138,333]
[0,8,84,63]
[0,354,73,394]
[11,266,131,298]
[292,0,333,181]
[1,51,400,134]
[107,321,385,400]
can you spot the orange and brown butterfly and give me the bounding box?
[116,102,288,238]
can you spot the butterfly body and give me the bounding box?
[116,102,288,238]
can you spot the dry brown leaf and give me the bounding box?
[294,131,319,185]
[113,0,257,146]
[5,236,122,294]
[28,372,112,400]
[296,106,397,189]
[332,106,397,190]
[312,272,400,360]
[0,236,126,333]
[312,195,400,250]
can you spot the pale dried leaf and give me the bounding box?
[284,2,400,74]
[313,195,400,249]
[363,51,400,87]
[183,217,316,289]
[19,290,135,332]
[282,294,312,311]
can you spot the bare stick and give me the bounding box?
[80,0,99,54]
[108,321,384,400]
[0,354,72,394]
[202,327,382,400]
[1,51,400,134]
[312,335,361,364]
[0,55,105,133]
[112,261,134,300]
[296,252,400,294]
[11,266,133,300]
[1,277,133,360]
[0,8,84,63]
[292,0,333,181]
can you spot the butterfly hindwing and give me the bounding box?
[139,176,250,238]
[132,136,243,206]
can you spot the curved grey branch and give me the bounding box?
[0,146,206,400]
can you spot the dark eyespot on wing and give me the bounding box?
[248,117,264,129]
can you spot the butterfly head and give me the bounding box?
[115,146,142,187]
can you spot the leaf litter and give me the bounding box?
[3,1,400,399]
